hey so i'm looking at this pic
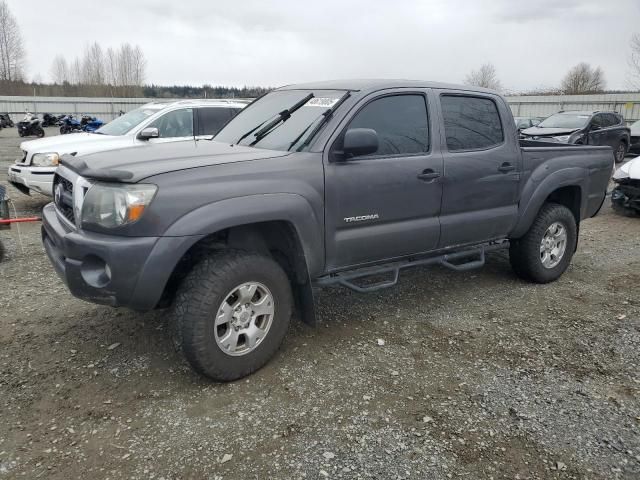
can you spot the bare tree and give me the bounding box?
[50,54,69,84]
[560,63,606,94]
[464,63,502,91]
[81,42,105,86]
[0,0,25,81]
[629,34,640,89]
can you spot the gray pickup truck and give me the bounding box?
[42,80,613,381]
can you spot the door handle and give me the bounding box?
[417,169,441,181]
[498,162,516,173]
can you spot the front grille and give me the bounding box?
[53,174,75,224]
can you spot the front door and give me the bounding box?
[436,91,520,247]
[324,91,443,270]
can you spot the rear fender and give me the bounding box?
[511,167,587,238]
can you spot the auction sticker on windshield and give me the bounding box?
[306,97,340,108]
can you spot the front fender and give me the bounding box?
[511,166,587,238]
[163,193,324,277]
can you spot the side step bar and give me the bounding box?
[316,241,509,293]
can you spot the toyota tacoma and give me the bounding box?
[42,80,613,381]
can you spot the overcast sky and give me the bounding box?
[10,0,640,91]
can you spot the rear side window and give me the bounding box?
[197,107,236,136]
[441,95,504,151]
[347,94,429,156]
[606,113,621,126]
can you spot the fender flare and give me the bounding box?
[511,166,587,238]
[162,193,323,326]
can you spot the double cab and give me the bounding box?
[42,80,613,381]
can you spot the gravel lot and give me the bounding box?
[0,127,639,479]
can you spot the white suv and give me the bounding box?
[8,99,248,197]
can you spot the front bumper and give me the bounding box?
[7,165,55,196]
[41,203,203,310]
[611,182,640,213]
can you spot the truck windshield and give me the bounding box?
[96,105,167,136]
[537,113,590,129]
[214,90,347,151]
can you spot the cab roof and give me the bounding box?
[277,79,500,95]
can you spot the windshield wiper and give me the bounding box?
[247,93,314,147]
[289,92,351,151]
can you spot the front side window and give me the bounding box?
[591,114,605,128]
[345,94,429,156]
[148,108,193,138]
[441,95,504,151]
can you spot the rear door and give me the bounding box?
[324,90,443,269]
[435,91,520,247]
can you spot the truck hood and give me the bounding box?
[62,140,291,182]
[20,132,133,156]
[521,127,580,137]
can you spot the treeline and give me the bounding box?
[0,80,271,98]
[142,84,271,99]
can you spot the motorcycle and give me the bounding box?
[41,113,58,128]
[80,115,104,132]
[17,117,45,138]
[59,115,82,134]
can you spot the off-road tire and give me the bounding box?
[509,203,577,283]
[171,249,293,382]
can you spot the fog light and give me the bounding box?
[81,255,111,288]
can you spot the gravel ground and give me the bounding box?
[0,127,639,479]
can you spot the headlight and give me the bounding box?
[552,135,571,143]
[81,183,157,229]
[31,152,59,167]
[613,167,630,181]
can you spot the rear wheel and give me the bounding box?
[171,250,293,381]
[509,203,577,283]
[614,141,627,163]
[36,127,45,138]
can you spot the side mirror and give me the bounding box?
[590,124,602,131]
[138,127,159,140]
[343,128,379,157]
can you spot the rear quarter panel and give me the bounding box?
[512,143,613,238]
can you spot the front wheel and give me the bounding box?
[509,203,577,283]
[171,250,293,381]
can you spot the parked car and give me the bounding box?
[628,119,640,153]
[514,116,543,131]
[521,110,630,163]
[7,99,247,197]
[611,157,640,216]
[42,79,612,381]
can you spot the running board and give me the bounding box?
[316,241,508,293]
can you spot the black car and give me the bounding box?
[521,111,630,163]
